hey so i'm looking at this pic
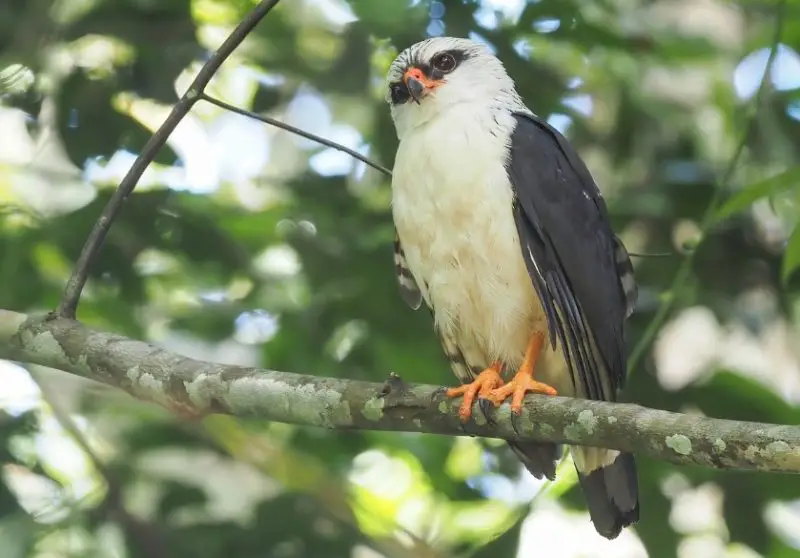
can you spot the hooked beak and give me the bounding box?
[403,66,440,104]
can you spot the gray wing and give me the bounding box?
[505,112,637,401]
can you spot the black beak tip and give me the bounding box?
[406,77,425,104]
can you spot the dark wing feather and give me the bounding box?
[507,112,640,538]
[393,230,422,310]
[506,112,637,399]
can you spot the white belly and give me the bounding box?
[391,109,549,372]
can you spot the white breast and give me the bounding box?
[391,106,547,370]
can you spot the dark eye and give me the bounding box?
[432,52,457,73]
[390,82,409,105]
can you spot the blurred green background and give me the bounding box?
[2,0,800,556]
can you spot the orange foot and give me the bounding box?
[445,362,504,422]
[485,331,558,414]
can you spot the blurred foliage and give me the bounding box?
[2,0,800,557]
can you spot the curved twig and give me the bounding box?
[200,93,392,176]
[56,0,284,319]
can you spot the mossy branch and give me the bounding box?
[1,310,798,474]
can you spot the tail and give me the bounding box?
[573,448,639,539]
[508,441,560,480]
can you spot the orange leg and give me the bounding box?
[445,362,504,422]
[485,331,558,414]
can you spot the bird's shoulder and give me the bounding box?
[507,111,638,317]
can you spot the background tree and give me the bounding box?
[1,0,800,557]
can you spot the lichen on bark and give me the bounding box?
[1,309,799,474]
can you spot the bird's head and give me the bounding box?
[385,37,518,137]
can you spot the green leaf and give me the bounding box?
[781,226,800,285]
[0,514,35,558]
[715,167,800,222]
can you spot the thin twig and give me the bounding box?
[202,93,680,262]
[627,2,786,376]
[202,93,686,264]
[628,251,673,258]
[200,93,393,176]
[56,0,283,319]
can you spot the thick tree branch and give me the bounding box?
[1,310,799,474]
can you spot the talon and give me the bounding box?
[510,408,525,438]
[486,331,557,414]
[445,362,504,422]
[478,397,497,426]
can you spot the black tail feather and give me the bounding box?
[576,452,639,539]
[509,441,560,481]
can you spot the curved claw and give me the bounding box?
[486,374,557,414]
[485,332,557,414]
[510,408,524,439]
[477,397,497,427]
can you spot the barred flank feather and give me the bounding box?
[394,231,422,310]
[613,235,637,319]
[435,329,473,384]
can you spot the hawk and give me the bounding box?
[385,37,639,539]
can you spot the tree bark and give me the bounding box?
[1,310,798,473]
